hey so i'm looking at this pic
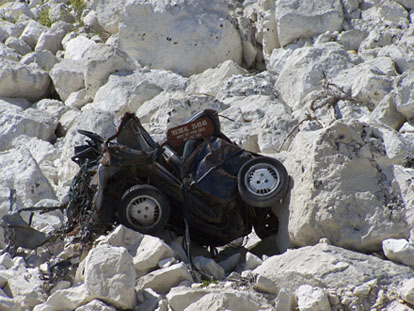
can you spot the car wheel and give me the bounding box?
[118,185,170,235]
[253,209,279,240]
[238,157,289,208]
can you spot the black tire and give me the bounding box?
[117,185,170,235]
[238,157,289,208]
[253,208,279,240]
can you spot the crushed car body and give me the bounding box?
[2,109,290,251]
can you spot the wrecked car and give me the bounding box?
[68,109,289,247]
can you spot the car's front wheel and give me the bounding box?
[238,157,289,208]
[118,185,170,235]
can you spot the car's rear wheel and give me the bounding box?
[118,185,170,235]
[238,157,289,208]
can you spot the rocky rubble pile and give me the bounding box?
[1,0,414,310]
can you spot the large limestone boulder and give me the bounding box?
[84,245,136,310]
[93,68,187,116]
[332,57,397,108]
[0,104,58,151]
[186,60,248,97]
[21,50,59,72]
[118,0,242,77]
[93,0,127,34]
[49,60,85,102]
[274,43,353,109]
[275,0,344,47]
[83,43,138,98]
[394,69,414,119]
[284,120,409,251]
[135,262,193,294]
[19,19,46,49]
[33,283,92,311]
[133,235,175,278]
[0,42,22,61]
[4,267,46,310]
[167,286,273,311]
[0,148,56,208]
[0,60,50,102]
[254,243,414,293]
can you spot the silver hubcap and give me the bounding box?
[126,195,160,227]
[244,163,280,196]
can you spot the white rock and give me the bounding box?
[186,60,248,97]
[19,19,46,49]
[21,50,59,72]
[254,274,278,294]
[135,262,193,294]
[133,235,175,277]
[3,1,34,21]
[337,29,368,51]
[274,288,296,311]
[84,245,136,309]
[359,28,394,51]
[395,69,414,119]
[167,286,272,311]
[193,256,225,280]
[6,267,46,310]
[0,253,13,269]
[93,69,182,117]
[296,285,330,311]
[275,43,353,109]
[284,120,409,251]
[394,0,414,9]
[33,98,68,121]
[0,60,50,102]
[382,238,414,266]
[0,97,31,111]
[35,30,63,54]
[118,0,242,77]
[83,43,138,98]
[218,94,292,152]
[97,224,143,254]
[74,299,116,311]
[64,88,92,110]
[64,35,98,61]
[244,252,263,270]
[82,10,103,32]
[363,93,406,130]
[400,278,414,305]
[361,0,409,28]
[50,280,71,295]
[236,15,257,67]
[49,59,85,101]
[254,243,414,292]
[0,42,22,61]
[335,57,396,108]
[94,0,127,34]
[0,106,57,151]
[254,0,279,59]
[33,283,92,311]
[5,36,32,55]
[0,148,57,208]
[377,44,414,73]
[49,2,75,24]
[275,0,343,47]
[386,301,414,311]
[0,21,25,41]
[0,296,21,311]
